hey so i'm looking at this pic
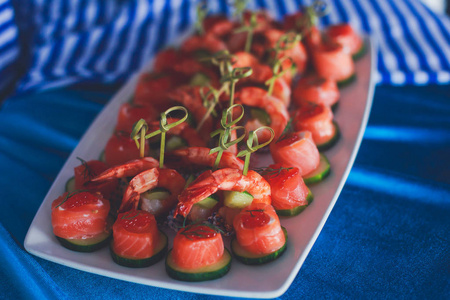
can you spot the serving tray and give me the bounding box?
[25,37,376,298]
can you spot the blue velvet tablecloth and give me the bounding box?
[1,0,450,298]
[0,83,449,299]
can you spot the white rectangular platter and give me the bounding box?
[25,37,376,298]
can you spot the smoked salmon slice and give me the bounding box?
[112,210,159,259]
[326,23,364,56]
[292,74,339,107]
[51,191,111,240]
[293,103,336,146]
[270,131,320,176]
[262,164,309,210]
[312,41,355,82]
[233,203,285,255]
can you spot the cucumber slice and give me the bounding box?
[165,248,232,282]
[184,175,195,188]
[303,154,331,185]
[352,41,367,61]
[250,108,271,125]
[190,72,210,86]
[110,230,168,268]
[231,227,287,265]
[276,188,314,217]
[142,187,171,199]
[166,136,188,152]
[65,177,76,193]
[224,191,254,209]
[189,194,219,221]
[317,121,340,151]
[56,230,111,252]
[140,187,171,215]
[193,49,211,60]
[331,101,339,112]
[98,150,105,162]
[195,194,219,209]
[337,73,357,88]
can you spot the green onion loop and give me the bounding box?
[200,50,235,76]
[265,56,297,96]
[144,106,188,139]
[264,32,301,96]
[221,67,252,107]
[209,125,246,154]
[233,0,248,22]
[295,1,329,33]
[195,2,208,35]
[275,32,302,51]
[130,119,149,158]
[220,103,245,129]
[220,67,253,84]
[131,106,188,167]
[209,104,246,170]
[234,12,258,53]
[237,126,275,176]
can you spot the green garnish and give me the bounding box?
[55,190,89,208]
[204,50,235,77]
[130,119,149,158]
[233,0,248,22]
[245,209,265,217]
[265,32,301,96]
[76,157,95,180]
[195,2,208,35]
[131,106,189,168]
[254,166,294,179]
[294,0,329,35]
[234,11,258,53]
[237,126,274,176]
[220,67,252,107]
[121,210,141,220]
[180,222,223,241]
[209,104,246,170]
[197,85,222,131]
[276,118,294,143]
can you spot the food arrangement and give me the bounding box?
[48,2,366,284]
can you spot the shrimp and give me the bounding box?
[226,11,274,54]
[203,15,234,38]
[235,87,289,140]
[91,158,184,216]
[133,72,185,111]
[153,48,180,74]
[180,33,227,55]
[166,147,244,171]
[232,52,291,106]
[147,118,207,148]
[152,48,220,88]
[91,157,160,182]
[121,168,185,215]
[167,86,214,139]
[172,58,221,88]
[175,168,271,217]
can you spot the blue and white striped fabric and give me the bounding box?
[0,0,20,95]
[1,0,450,96]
